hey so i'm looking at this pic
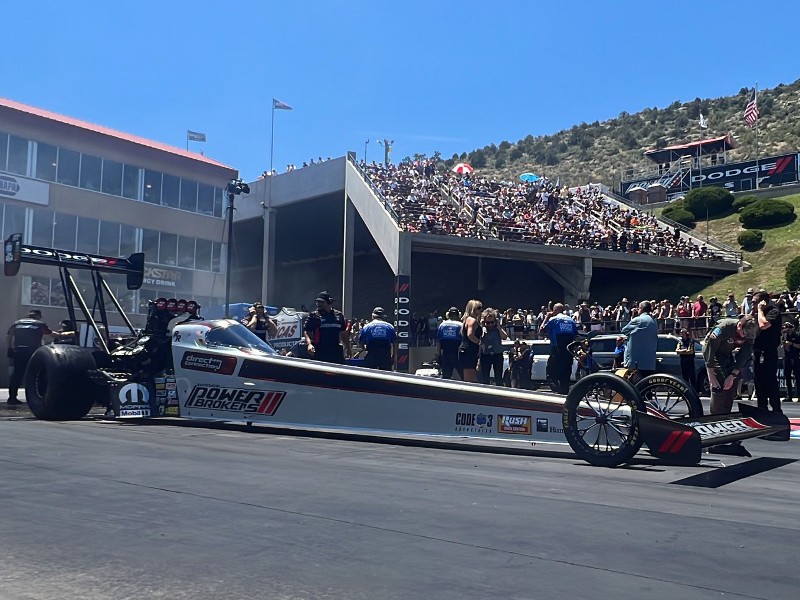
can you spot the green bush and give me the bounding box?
[683,187,735,219]
[737,229,764,250]
[739,198,796,228]
[732,195,759,212]
[787,256,800,290]
[663,207,695,227]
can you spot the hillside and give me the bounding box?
[433,78,800,189]
[698,192,800,299]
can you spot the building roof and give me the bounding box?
[644,134,738,164]
[0,96,235,171]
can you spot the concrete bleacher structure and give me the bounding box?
[231,154,740,323]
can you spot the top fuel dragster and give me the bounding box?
[4,235,790,467]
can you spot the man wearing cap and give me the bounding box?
[702,315,757,456]
[614,298,631,331]
[6,309,52,406]
[359,307,397,371]
[723,292,739,318]
[753,291,782,413]
[303,291,351,364]
[437,307,463,380]
[781,320,800,403]
[612,336,626,369]
[740,288,755,316]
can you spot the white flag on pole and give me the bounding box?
[699,113,708,129]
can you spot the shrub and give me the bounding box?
[663,207,695,227]
[683,187,734,219]
[732,195,759,212]
[787,256,800,291]
[737,229,764,250]
[739,198,796,228]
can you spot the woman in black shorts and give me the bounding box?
[458,299,483,382]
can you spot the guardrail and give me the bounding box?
[348,156,402,225]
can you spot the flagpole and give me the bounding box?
[186,131,189,152]
[754,83,760,190]
[270,102,276,177]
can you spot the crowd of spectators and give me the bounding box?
[393,288,800,348]
[260,157,334,179]
[359,159,731,262]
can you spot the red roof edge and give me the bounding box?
[0,96,236,172]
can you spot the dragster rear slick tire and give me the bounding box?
[562,372,645,467]
[24,345,98,420]
[636,373,703,419]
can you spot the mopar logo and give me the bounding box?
[0,175,20,197]
[119,383,149,406]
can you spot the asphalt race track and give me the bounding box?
[1,395,799,600]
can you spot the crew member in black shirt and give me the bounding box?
[6,309,51,406]
[753,291,782,413]
[303,291,351,364]
[782,320,800,403]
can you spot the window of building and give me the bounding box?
[138,288,158,315]
[8,135,30,176]
[177,235,195,268]
[198,183,214,216]
[35,143,57,181]
[101,159,123,196]
[31,208,54,247]
[29,276,53,306]
[0,133,8,171]
[99,221,120,256]
[195,238,212,271]
[212,242,222,272]
[120,223,136,256]
[162,174,180,208]
[56,147,80,186]
[143,170,162,204]
[53,212,77,251]
[80,154,102,191]
[122,164,140,200]
[76,217,99,254]
[180,179,198,212]
[1,202,25,240]
[142,228,159,262]
[214,187,224,218]
[159,232,178,265]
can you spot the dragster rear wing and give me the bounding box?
[638,403,790,465]
[4,233,144,290]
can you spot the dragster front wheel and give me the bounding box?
[562,372,645,467]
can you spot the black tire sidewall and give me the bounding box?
[25,345,97,420]
[562,372,645,467]
[636,373,704,418]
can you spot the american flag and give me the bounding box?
[743,90,758,128]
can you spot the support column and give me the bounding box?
[260,205,277,306]
[540,257,592,306]
[341,194,355,320]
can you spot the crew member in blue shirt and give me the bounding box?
[359,307,397,371]
[436,307,463,380]
[540,303,578,394]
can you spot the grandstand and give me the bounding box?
[230,154,742,371]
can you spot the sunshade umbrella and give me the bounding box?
[452,163,474,175]
[519,172,540,183]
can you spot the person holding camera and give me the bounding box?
[509,340,532,389]
[478,308,507,386]
[246,302,277,342]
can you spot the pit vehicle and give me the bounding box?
[4,236,790,468]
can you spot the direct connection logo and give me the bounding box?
[180,351,237,375]
[185,385,285,415]
[497,415,532,435]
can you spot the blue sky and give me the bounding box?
[4,1,799,182]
